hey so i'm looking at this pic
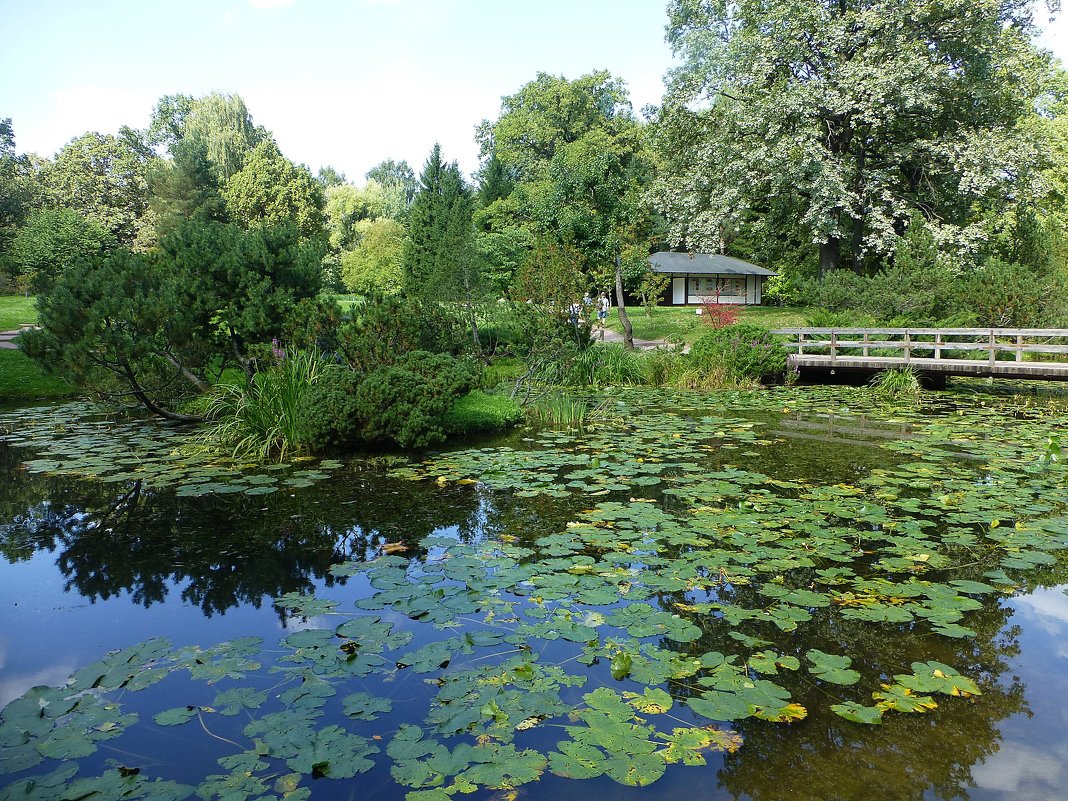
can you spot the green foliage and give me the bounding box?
[336,293,466,373]
[962,257,1066,327]
[567,344,646,386]
[870,367,922,400]
[294,365,362,452]
[20,248,190,415]
[24,220,322,419]
[147,136,229,238]
[222,139,325,239]
[350,351,478,448]
[689,324,787,383]
[657,0,1052,274]
[42,128,157,248]
[443,390,523,436]
[9,208,113,293]
[182,92,265,181]
[297,351,480,452]
[340,217,405,293]
[204,349,325,462]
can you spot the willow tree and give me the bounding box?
[654,0,1053,275]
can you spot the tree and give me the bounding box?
[158,220,324,380]
[316,165,347,187]
[147,136,229,237]
[222,140,325,240]
[0,119,47,274]
[184,93,265,181]
[404,145,482,346]
[479,72,656,348]
[340,217,405,293]
[42,129,157,248]
[476,71,633,182]
[403,143,448,291]
[365,159,418,205]
[24,221,323,418]
[146,94,195,150]
[21,249,203,421]
[655,0,1053,275]
[10,208,113,292]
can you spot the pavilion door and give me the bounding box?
[672,277,686,305]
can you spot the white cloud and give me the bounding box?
[972,741,1068,799]
[0,661,79,708]
[246,63,495,182]
[1013,586,1068,639]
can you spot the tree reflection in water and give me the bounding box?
[0,444,571,618]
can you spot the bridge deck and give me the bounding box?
[773,328,1068,382]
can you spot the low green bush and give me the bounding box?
[297,351,479,451]
[444,391,523,436]
[351,352,478,448]
[689,324,787,383]
[295,365,362,452]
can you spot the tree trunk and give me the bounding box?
[462,268,481,353]
[819,237,840,278]
[163,353,212,394]
[614,254,634,350]
[120,360,204,423]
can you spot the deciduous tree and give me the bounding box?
[655,0,1053,275]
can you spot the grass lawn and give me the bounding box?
[0,295,37,332]
[0,349,76,402]
[606,305,812,344]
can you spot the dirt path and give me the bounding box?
[595,327,675,350]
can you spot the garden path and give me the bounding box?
[0,330,19,350]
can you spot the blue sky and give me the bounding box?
[1,0,1065,182]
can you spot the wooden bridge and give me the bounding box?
[772,328,1068,384]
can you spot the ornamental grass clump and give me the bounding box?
[204,348,324,462]
[870,367,922,400]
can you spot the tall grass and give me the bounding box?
[569,344,647,386]
[203,349,324,462]
[526,393,590,429]
[869,367,921,399]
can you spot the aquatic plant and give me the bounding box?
[5,385,1068,799]
[203,348,324,462]
[526,392,589,428]
[870,366,922,399]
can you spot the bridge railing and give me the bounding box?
[771,328,1068,365]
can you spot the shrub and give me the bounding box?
[444,391,523,436]
[350,351,478,449]
[689,324,787,383]
[295,365,363,452]
[337,292,467,372]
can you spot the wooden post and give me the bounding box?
[935,332,942,360]
[1016,334,1023,362]
[988,330,996,367]
[863,332,869,358]
[830,330,837,363]
[903,330,911,363]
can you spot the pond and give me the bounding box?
[2,385,1068,801]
